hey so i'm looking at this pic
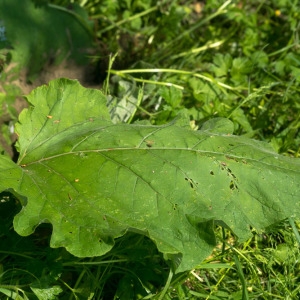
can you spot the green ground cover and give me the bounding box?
[0,0,300,299]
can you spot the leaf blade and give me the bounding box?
[4,79,300,273]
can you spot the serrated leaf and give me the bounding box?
[252,50,269,68]
[1,79,300,273]
[212,53,232,77]
[30,285,63,300]
[231,57,252,83]
[159,85,182,108]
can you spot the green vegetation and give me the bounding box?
[0,0,300,299]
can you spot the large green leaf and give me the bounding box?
[0,79,299,273]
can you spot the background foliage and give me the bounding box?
[0,0,299,299]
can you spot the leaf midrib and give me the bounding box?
[19,147,299,174]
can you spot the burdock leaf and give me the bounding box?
[1,78,299,273]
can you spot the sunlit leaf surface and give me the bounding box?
[1,79,299,273]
